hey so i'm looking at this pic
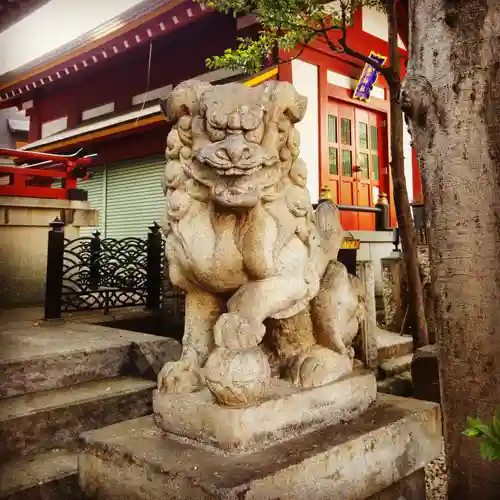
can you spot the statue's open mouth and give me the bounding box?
[198,153,279,177]
[198,154,265,177]
[213,164,263,177]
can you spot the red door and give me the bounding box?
[323,100,387,231]
[354,107,384,230]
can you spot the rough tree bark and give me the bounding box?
[403,0,500,497]
[385,0,428,347]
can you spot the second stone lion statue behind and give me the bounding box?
[157,79,365,408]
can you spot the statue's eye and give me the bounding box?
[244,123,264,144]
[206,122,226,141]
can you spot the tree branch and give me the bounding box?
[276,38,311,65]
[316,2,397,90]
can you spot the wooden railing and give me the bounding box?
[0,148,96,201]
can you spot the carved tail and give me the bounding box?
[315,200,344,267]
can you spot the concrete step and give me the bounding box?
[377,371,413,397]
[0,449,82,500]
[0,321,180,398]
[379,353,414,378]
[0,376,156,460]
[376,328,413,360]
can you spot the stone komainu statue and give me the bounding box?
[158,79,365,407]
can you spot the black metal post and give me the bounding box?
[89,231,101,289]
[375,192,390,231]
[393,227,401,252]
[146,222,163,310]
[411,203,427,244]
[44,217,65,319]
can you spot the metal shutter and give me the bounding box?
[78,166,105,237]
[104,157,165,239]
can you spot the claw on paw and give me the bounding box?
[289,346,353,389]
[157,359,204,394]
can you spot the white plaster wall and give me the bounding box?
[82,102,115,121]
[292,59,320,204]
[41,116,68,138]
[361,7,406,49]
[402,114,414,202]
[0,0,146,76]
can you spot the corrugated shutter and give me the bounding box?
[105,156,165,239]
[78,167,105,237]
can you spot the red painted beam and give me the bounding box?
[0,148,93,165]
[0,166,68,178]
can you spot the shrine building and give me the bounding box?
[0,0,422,237]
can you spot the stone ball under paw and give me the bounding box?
[203,347,271,408]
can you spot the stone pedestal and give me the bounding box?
[79,394,441,500]
[0,196,98,307]
[381,254,407,333]
[356,261,379,370]
[154,371,376,453]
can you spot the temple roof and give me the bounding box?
[0,0,410,111]
[0,0,209,109]
[0,0,50,33]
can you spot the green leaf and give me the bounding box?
[477,423,500,445]
[495,406,500,421]
[463,427,482,438]
[479,438,500,462]
[467,416,483,429]
[491,415,500,441]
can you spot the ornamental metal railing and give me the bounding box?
[44,219,166,319]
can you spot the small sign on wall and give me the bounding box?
[353,51,387,102]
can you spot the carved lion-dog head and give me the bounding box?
[161,79,307,209]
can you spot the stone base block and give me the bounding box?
[79,394,442,500]
[153,370,376,453]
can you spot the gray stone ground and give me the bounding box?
[425,443,447,500]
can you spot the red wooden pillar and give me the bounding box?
[27,105,41,143]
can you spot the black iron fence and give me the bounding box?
[391,203,428,252]
[313,196,390,232]
[44,219,165,319]
[411,203,428,245]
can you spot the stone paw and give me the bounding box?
[157,358,204,394]
[214,312,265,350]
[289,346,353,389]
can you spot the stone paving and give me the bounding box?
[425,442,447,500]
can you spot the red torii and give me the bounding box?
[0,148,96,200]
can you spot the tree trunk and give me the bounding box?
[386,0,428,347]
[404,0,500,497]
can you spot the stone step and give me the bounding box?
[379,353,414,378]
[0,321,180,398]
[377,371,413,397]
[0,449,82,500]
[376,328,413,360]
[0,376,156,460]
